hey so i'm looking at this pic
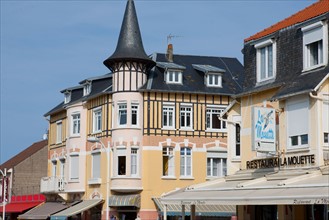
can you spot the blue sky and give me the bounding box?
[0,0,316,164]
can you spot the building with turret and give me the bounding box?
[36,0,243,220]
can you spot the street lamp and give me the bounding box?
[0,168,7,220]
[87,137,110,220]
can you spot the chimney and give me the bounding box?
[166,44,173,62]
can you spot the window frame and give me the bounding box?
[286,96,310,150]
[206,106,227,132]
[92,107,102,133]
[64,91,71,104]
[130,148,139,176]
[118,103,127,127]
[91,150,101,179]
[302,21,328,71]
[162,103,175,130]
[180,147,192,177]
[71,112,81,136]
[180,104,193,130]
[69,154,79,182]
[255,39,276,83]
[83,81,92,96]
[56,120,63,144]
[323,99,329,146]
[162,147,175,177]
[207,157,227,178]
[131,103,139,127]
[165,70,183,84]
[206,73,222,87]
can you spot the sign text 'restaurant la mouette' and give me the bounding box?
[246,154,315,169]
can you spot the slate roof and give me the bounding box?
[103,0,155,70]
[240,1,329,100]
[0,140,48,170]
[245,0,329,43]
[140,53,244,96]
[44,74,112,117]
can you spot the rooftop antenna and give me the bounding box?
[167,33,182,45]
[166,34,182,62]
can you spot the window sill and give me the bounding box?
[91,131,102,135]
[111,176,141,180]
[302,63,325,73]
[161,176,176,180]
[179,128,194,132]
[231,157,241,162]
[69,135,81,139]
[88,178,102,185]
[206,129,227,133]
[161,127,176,131]
[68,179,79,183]
[286,146,309,153]
[179,176,194,180]
[206,176,223,180]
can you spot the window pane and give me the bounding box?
[131,149,137,175]
[207,158,211,176]
[118,156,126,175]
[71,155,79,180]
[236,124,241,156]
[291,136,298,146]
[268,45,273,77]
[260,47,266,79]
[324,132,329,143]
[119,104,127,125]
[92,153,101,178]
[132,105,138,125]
[301,134,308,145]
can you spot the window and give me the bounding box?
[235,124,241,157]
[302,21,327,70]
[180,106,192,130]
[163,104,175,129]
[117,148,126,176]
[70,154,79,181]
[166,70,182,84]
[56,121,62,144]
[118,103,127,126]
[59,159,65,178]
[71,113,80,136]
[64,91,71,104]
[207,158,227,177]
[206,107,226,131]
[180,147,192,177]
[92,151,101,179]
[255,40,276,82]
[207,74,222,87]
[131,148,138,176]
[323,101,329,145]
[163,147,174,176]
[51,160,57,177]
[93,108,102,133]
[287,97,309,149]
[131,104,138,126]
[83,82,91,96]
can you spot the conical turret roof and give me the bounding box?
[103,0,155,70]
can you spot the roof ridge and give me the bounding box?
[245,0,329,42]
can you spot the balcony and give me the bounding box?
[40,176,66,193]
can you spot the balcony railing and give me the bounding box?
[40,176,66,193]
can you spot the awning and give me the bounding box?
[0,201,43,213]
[18,202,69,219]
[152,198,235,217]
[161,166,329,206]
[108,194,140,208]
[50,199,103,220]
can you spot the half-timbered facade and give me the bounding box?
[41,0,243,219]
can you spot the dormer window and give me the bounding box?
[206,74,222,87]
[64,91,71,104]
[165,70,182,84]
[192,64,225,88]
[302,21,328,71]
[156,62,186,85]
[83,81,92,96]
[255,39,276,82]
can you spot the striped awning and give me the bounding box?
[50,199,103,220]
[152,198,235,217]
[108,194,140,208]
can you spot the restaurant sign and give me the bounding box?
[246,154,315,169]
[253,107,276,152]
